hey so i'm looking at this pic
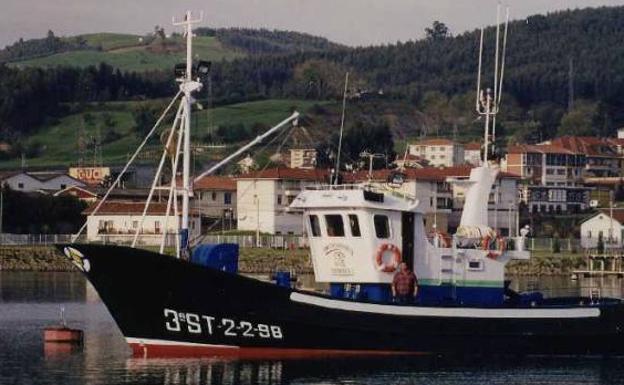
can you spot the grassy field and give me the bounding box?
[10,36,243,72]
[0,99,328,169]
[73,33,144,51]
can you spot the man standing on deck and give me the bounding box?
[392,262,418,304]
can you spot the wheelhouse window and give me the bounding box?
[373,215,390,238]
[348,214,361,237]
[325,215,345,237]
[309,215,321,237]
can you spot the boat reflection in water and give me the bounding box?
[122,355,624,385]
[126,359,284,385]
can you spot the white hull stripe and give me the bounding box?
[290,292,601,319]
[126,337,239,349]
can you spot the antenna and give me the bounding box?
[333,72,349,187]
[360,151,385,181]
[475,4,509,166]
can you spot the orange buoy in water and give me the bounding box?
[43,307,83,344]
[43,326,83,343]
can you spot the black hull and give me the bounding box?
[61,244,624,357]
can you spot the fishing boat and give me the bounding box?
[60,10,624,357]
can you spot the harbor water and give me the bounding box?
[3,272,624,385]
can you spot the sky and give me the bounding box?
[1,0,624,48]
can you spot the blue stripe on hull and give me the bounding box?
[418,285,504,306]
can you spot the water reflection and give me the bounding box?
[0,271,86,302]
[120,356,624,385]
[126,359,284,385]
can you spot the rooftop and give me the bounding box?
[464,142,481,151]
[237,167,329,182]
[344,166,519,183]
[411,138,456,146]
[507,144,579,155]
[194,176,236,191]
[83,201,199,216]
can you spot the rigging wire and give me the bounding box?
[333,72,349,187]
[72,90,183,242]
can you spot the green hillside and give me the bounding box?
[2,99,326,168]
[76,33,143,51]
[10,35,243,72]
[2,29,341,72]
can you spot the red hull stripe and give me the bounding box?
[127,338,426,359]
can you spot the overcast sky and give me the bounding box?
[2,0,624,48]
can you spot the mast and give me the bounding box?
[173,11,203,254]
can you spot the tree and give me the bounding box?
[558,100,598,136]
[425,21,450,41]
[342,120,395,170]
[132,106,157,138]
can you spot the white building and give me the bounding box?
[0,171,85,192]
[580,209,624,249]
[236,168,327,235]
[84,201,201,246]
[408,139,465,167]
[463,142,482,166]
[289,149,317,169]
[193,176,237,230]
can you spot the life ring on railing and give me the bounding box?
[482,235,506,260]
[374,243,402,273]
[429,231,451,248]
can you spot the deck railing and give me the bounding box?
[0,233,597,253]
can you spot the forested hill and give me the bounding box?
[206,6,624,141]
[195,28,344,54]
[2,5,624,166]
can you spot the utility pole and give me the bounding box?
[255,193,260,247]
[0,186,4,234]
[568,57,575,112]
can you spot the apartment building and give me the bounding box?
[236,168,328,235]
[504,144,589,213]
[193,176,237,230]
[463,142,482,166]
[546,136,624,178]
[408,139,465,167]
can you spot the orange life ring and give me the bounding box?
[482,235,506,260]
[375,243,401,273]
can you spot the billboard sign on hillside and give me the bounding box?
[69,167,111,185]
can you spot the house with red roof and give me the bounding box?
[83,201,201,245]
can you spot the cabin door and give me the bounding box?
[401,212,415,271]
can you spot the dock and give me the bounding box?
[572,250,624,278]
